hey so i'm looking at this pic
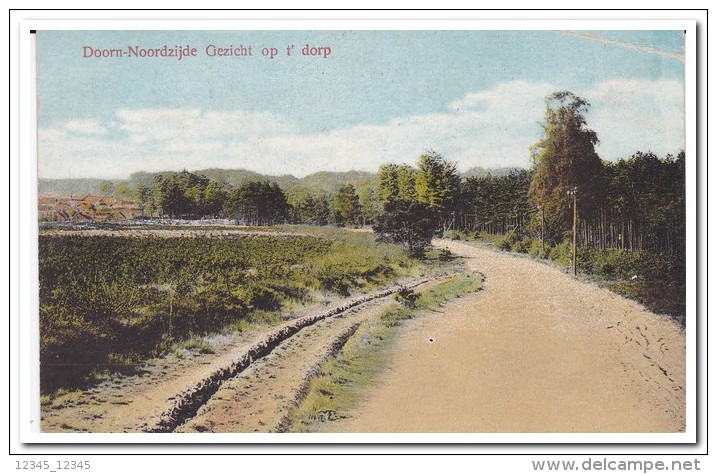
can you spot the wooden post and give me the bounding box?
[540,204,545,257]
[572,186,578,276]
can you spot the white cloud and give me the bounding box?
[37,79,686,180]
[62,119,107,135]
[449,80,551,121]
[583,78,685,159]
[116,108,295,143]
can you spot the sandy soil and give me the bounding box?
[330,240,685,433]
[176,300,389,433]
[40,275,441,433]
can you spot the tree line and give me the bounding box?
[123,170,368,228]
[99,90,684,262]
[371,91,685,260]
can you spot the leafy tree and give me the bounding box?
[98,180,114,196]
[224,180,289,225]
[529,91,604,243]
[313,193,331,226]
[396,164,418,202]
[458,169,532,235]
[355,179,382,226]
[330,183,362,227]
[266,182,291,225]
[373,200,437,256]
[301,194,315,224]
[377,163,418,204]
[602,151,685,253]
[150,171,233,220]
[153,173,191,218]
[415,151,461,231]
[377,163,401,202]
[132,182,154,217]
[113,181,132,199]
[202,180,229,218]
[290,192,331,226]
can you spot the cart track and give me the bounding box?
[41,273,448,433]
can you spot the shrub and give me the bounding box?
[373,200,438,257]
[394,287,418,308]
[497,236,513,251]
[527,237,543,257]
[548,240,572,269]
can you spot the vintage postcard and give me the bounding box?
[24,22,694,443]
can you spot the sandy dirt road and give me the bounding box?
[332,240,685,433]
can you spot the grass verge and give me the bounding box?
[285,272,482,432]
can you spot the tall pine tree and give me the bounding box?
[529,92,604,243]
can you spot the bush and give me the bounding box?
[497,236,513,251]
[438,249,454,261]
[373,200,437,257]
[442,229,477,241]
[527,237,543,257]
[510,237,537,254]
[443,229,462,240]
[548,240,572,269]
[570,246,684,318]
[394,288,418,308]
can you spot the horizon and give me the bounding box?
[37,30,685,180]
[38,163,529,183]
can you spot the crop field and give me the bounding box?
[38,227,427,394]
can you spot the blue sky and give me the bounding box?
[37,30,685,179]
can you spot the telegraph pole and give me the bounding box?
[537,204,545,258]
[572,186,578,276]
[539,204,545,258]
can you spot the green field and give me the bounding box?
[39,227,439,394]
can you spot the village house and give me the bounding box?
[38,195,143,222]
